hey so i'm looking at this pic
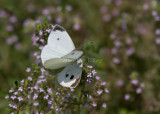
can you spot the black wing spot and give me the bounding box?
[66,74,69,77]
[71,53,74,55]
[57,38,60,40]
[70,75,74,80]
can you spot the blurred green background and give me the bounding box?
[1,0,160,113]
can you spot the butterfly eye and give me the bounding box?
[57,38,60,40]
[66,74,69,77]
[70,75,74,80]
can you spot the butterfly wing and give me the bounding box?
[42,49,83,69]
[57,59,83,88]
[41,25,77,69]
[48,25,75,55]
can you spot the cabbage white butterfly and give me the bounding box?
[41,24,83,88]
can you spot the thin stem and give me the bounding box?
[77,79,86,114]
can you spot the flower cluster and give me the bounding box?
[5,63,109,113]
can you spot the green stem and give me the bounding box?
[77,90,83,114]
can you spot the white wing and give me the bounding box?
[48,25,75,55]
[41,45,63,65]
[42,49,83,69]
[57,59,83,88]
[41,25,83,69]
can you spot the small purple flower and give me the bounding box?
[34,85,38,90]
[155,38,160,44]
[66,5,72,11]
[143,3,149,10]
[9,16,17,23]
[155,29,160,35]
[95,76,100,80]
[87,73,92,77]
[97,90,103,95]
[136,88,142,94]
[73,23,80,31]
[140,83,145,88]
[126,38,132,44]
[33,93,38,100]
[33,101,39,106]
[114,40,121,47]
[9,103,13,107]
[92,102,97,107]
[92,70,97,76]
[12,105,17,109]
[41,68,45,73]
[87,65,93,69]
[44,95,49,99]
[124,94,130,100]
[47,88,52,94]
[11,95,16,100]
[116,80,124,86]
[131,79,139,85]
[26,68,31,72]
[9,88,14,93]
[84,103,89,108]
[102,103,107,108]
[126,47,135,56]
[110,34,116,39]
[113,57,120,64]
[101,81,106,86]
[39,30,43,36]
[20,79,24,84]
[28,76,32,81]
[152,11,158,17]
[14,91,18,95]
[70,88,75,92]
[18,87,23,92]
[28,95,31,99]
[18,96,23,101]
[104,88,109,93]
[48,100,52,105]
[5,95,9,99]
[39,88,44,92]
[56,17,62,24]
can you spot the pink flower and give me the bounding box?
[124,94,130,100]
[104,88,109,93]
[101,81,106,86]
[95,76,100,80]
[18,96,23,101]
[44,95,49,99]
[11,95,16,100]
[33,101,39,106]
[28,76,32,81]
[131,79,139,85]
[9,88,14,93]
[136,88,142,94]
[102,103,107,108]
[26,68,31,72]
[33,93,38,100]
[92,102,97,107]
[47,88,52,94]
[97,90,103,95]
[18,87,23,92]
[5,95,9,99]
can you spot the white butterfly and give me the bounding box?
[41,24,83,88]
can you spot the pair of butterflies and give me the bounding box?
[41,25,83,88]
